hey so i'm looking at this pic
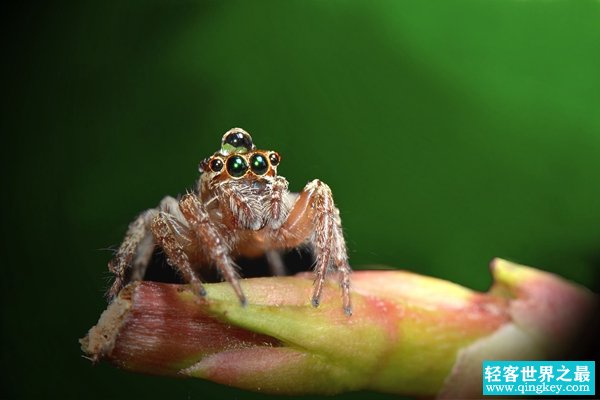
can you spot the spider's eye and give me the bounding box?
[226,155,248,178]
[222,130,254,154]
[209,158,224,172]
[250,153,269,175]
[269,152,280,166]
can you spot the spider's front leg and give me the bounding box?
[107,196,180,300]
[264,176,290,276]
[267,176,290,229]
[107,211,155,299]
[276,179,352,315]
[176,193,247,305]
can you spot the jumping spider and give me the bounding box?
[108,128,352,315]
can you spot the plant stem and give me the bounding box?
[81,260,596,397]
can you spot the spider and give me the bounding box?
[108,128,352,315]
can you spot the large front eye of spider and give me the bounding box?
[249,153,269,175]
[222,130,254,154]
[226,155,249,178]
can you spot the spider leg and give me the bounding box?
[275,179,352,315]
[265,250,286,276]
[267,176,290,229]
[217,182,257,230]
[332,209,352,315]
[151,211,207,298]
[178,193,246,306]
[107,209,156,299]
[107,196,185,300]
[261,176,291,276]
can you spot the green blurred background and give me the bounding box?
[2,1,599,398]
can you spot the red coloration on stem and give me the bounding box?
[81,261,596,397]
[108,282,280,376]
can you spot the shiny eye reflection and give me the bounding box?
[226,155,248,178]
[269,152,280,166]
[250,154,269,175]
[209,158,224,172]
[222,130,254,154]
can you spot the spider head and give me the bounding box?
[199,128,281,182]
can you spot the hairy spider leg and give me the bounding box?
[275,179,352,315]
[178,193,247,306]
[331,208,352,315]
[151,211,207,298]
[216,181,257,230]
[267,176,290,229]
[263,176,291,276]
[107,197,184,299]
[107,210,155,299]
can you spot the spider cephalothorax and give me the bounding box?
[108,128,352,315]
[197,130,284,231]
